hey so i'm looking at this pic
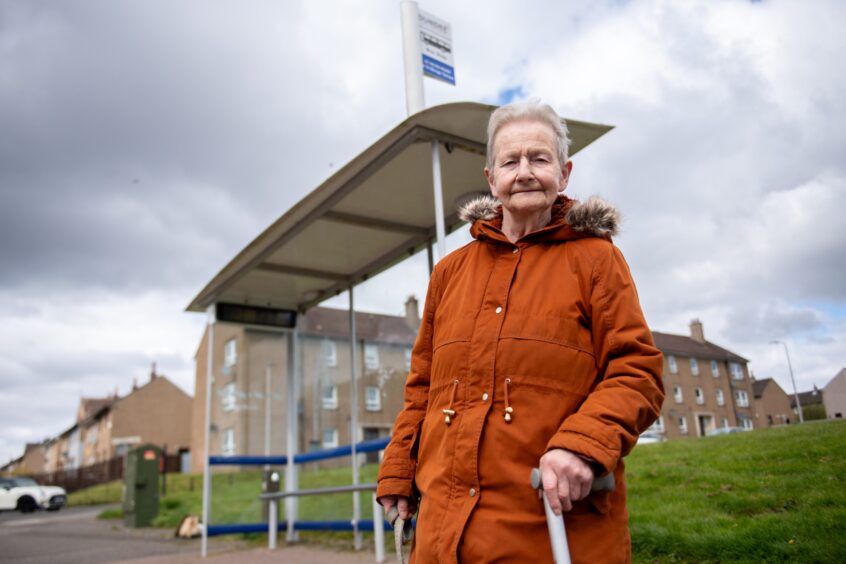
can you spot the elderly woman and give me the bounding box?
[377,100,664,563]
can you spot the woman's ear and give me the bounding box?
[558,160,573,192]
[484,167,496,194]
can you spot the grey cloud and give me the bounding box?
[723,302,824,344]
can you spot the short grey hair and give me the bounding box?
[486,99,571,170]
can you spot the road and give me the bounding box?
[0,505,381,563]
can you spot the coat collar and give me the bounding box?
[458,194,620,244]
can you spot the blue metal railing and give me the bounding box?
[206,436,393,538]
[208,436,390,467]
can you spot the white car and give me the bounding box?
[636,431,667,444]
[0,477,67,513]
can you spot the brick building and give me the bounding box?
[190,300,418,471]
[649,320,755,439]
[751,377,794,427]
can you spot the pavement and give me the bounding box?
[0,505,383,563]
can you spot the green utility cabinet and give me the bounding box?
[123,444,161,527]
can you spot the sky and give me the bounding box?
[1,0,844,465]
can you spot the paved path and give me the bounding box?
[0,505,382,563]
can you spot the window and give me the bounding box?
[365,386,381,411]
[690,358,699,376]
[715,388,725,406]
[222,382,237,412]
[711,360,720,378]
[322,383,338,410]
[740,416,754,430]
[678,416,688,434]
[648,415,665,433]
[322,428,339,449]
[222,428,235,456]
[405,348,412,370]
[730,362,744,381]
[735,390,749,407]
[673,385,683,403]
[721,417,729,429]
[224,338,237,368]
[324,340,337,368]
[668,355,678,374]
[364,344,379,370]
[87,426,98,445]
[695,387,704,405]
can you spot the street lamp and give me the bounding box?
[770,340,804,424]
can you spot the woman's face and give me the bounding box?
[484,119,571,218]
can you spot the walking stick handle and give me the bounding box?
[530,468,616,564]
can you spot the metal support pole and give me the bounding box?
[772,340,804,423]
[268,498,278,550]
[400,1,424,116]
[285,330,300,542]
[349,288,362,550]
[426,240,434,276]
[265,364,272,463]
[201,306,215,558]
[431,141,447,261]
[373,493,386,563]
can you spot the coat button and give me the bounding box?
[482,392,489,401]
[495,306,502,314]
[469,488,476,497]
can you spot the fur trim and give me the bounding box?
[457,194,620,238]
[565,196,620,238]
[458,195,500,223]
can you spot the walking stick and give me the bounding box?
[530,468,616,564]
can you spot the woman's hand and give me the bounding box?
[538,448,594,515]
[379,495,417,521]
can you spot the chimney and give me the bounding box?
[689,319,705,343]
[132,377,138,391]
[405,295,420,332]
[150,361,157,381]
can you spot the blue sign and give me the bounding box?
[422,54,455,85]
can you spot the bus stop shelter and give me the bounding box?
[187,101,612,555]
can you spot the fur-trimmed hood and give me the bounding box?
[458,194,620,240]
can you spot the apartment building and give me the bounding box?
[190,299,418,471]
[649,320,755,439]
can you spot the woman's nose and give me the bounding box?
[515,156,533,180]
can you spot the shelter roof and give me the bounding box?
[652,331,749,363]
[187,102,612,314]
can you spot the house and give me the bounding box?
[751,377,793,427]
[649,319,756,439]
[18,369,193,475]
[190,299,419,471]
[791,386,827,421]
[822,368,846,419]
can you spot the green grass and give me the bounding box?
[627,419,846,563]
[74,420,846,562]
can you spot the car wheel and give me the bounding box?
[18,497,37,513]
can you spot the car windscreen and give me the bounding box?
[11,478,38,487]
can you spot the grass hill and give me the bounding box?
[70,419,846,562]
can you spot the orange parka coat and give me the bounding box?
[377,195,665,563]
